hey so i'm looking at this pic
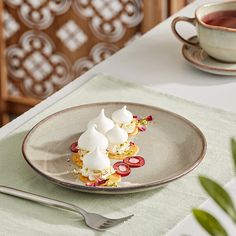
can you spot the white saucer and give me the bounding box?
[182,36,236,76]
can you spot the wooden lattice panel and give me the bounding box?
[3,0,143,100]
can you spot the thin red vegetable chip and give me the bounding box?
[123,156,145,168]
[70,142,78,153]
[113,162,131,177]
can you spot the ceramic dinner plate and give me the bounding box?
[182,36,236,76]
[22,102,207,194]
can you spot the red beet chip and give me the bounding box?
[70,142,78,153]
[146,115,153,121]
[138,125,146,132]
[95,178,107,185]
[123,156,145,168]
[113,162,131,177]
[133,115,138,119]
[85,182,96,187]
[86,178,106,187]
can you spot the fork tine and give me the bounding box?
[99,215,134,229]
[100,220,126,229]
[99,222,121,229]
[108,215,134,224]
[116,214,134,222]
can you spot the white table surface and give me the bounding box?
[1,0,235,139]
[0,0,235,234]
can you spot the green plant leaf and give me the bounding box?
[231,138,236,173]
[192,209,228,236]
[199,176,236,223]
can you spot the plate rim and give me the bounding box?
[22,102,207,193]
[182,36,236,74]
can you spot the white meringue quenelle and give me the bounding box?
[112,106,136,134]
[81,147,114,180]
[106,124,131,154]
[88,109,114,134]
[111,106,133,125]
[83,147,111,171]
[77,124,108,152]
[106,124,128,145]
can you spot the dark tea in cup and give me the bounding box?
[202,10,236,29]
[171,1,236,62]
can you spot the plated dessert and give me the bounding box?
[70,106,153,187]
[23,102,206,194]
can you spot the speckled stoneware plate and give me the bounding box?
[182,36,236,76]
[22,102,207,194]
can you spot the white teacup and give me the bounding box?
[171,1,236,63]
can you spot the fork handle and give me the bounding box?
[0,185,87,217]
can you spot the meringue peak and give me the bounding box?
[88,123,97,131]
[78,124,108,151]
[88,109,114,134]
[112,106,133,125]
[83,147,111,171]
[106,124,128,144]
[100,108,105,117]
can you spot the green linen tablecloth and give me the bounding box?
[0,74,236,236]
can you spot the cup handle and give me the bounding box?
[171,17,198,47]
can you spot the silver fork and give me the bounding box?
[0,185,133,231]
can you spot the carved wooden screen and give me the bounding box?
[3,0,144,101]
